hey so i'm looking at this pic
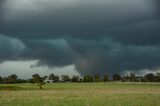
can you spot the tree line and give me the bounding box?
[1,72,160,84]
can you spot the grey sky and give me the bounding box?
[0,0,160,78]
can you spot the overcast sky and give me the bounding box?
[0,0,160,78]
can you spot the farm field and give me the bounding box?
[0,82,160,106]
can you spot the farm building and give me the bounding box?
[43,77,63,83]
[43,78,54,83]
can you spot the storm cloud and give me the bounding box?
[0,0,160,76]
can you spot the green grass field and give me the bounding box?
[0,82,160,106]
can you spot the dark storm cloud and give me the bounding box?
[0,0,160,76]
[0,34,26,62]
[154,0,160,17]
[1,0,160,44]
[1,34,160,76]
[106,20,160,45]
[0,34,74,67]
[21,39,74,67]
[0,0,5,25]
[68,38,160,75]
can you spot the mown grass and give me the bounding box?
[0,82,160,106]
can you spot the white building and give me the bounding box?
[43,77,63,83]
[43,78,54,83]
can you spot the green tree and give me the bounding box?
[83,75,93,82]
[44,76,48,79]
[53,75,59,82]
[145,73,155,82]
[71,75,79,82]
[112,73,121,81]
[49,73,55,80]
[94,74,101,82]
[16,79,27,83]
[32,74,45,89]
[129,72,136,82]
[61,75,70,82]
[103,74,109,82]
[28,78,35,83]
[156,73,160,77]
[122,76,130,82]
[49,74,59,82]
[0,76,3,84]
[6,74,18,84]
[155,73,160,82]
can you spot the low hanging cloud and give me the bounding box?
[0,0,160,76]
[0,34,26,62]
[68,38,160,75]
[1,34,160,76]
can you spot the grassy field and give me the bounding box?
[0,82,160,106]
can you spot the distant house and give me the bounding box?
[44,77,63,83]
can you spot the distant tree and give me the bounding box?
[49,74,55,80]
[44,76,48,79]
[122,76,130,82]
[5,74,18,84]
[156,73,160,77]
[155,73,160,82]
[79,78,83,82]
[103,74,109,82]
[94,74,101,82]
[0,76,3,84]
[129,72,136,82]
[53,75,59,82]
[112,73,121,81]
[71,75,79,82]
[16,79,27,83]
[28,78,36,83]
[83,75,93,82]
[145,73,155,82]
[32,74,45,89]
[141,77,147,82]
[61,75,70,82]
[2,77,7,84]
[49,74,59,82]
